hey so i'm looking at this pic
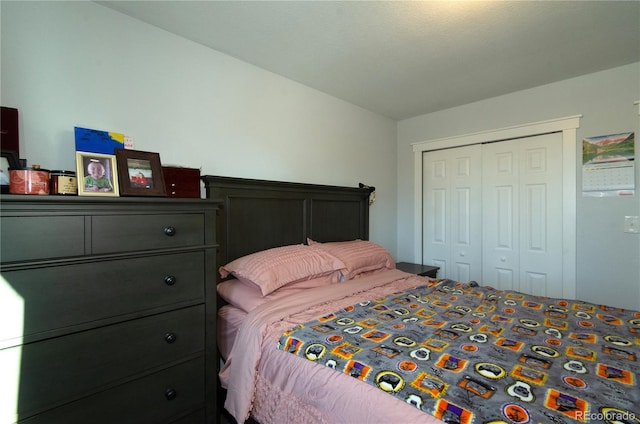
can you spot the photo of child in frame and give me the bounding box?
[114,149,166,197]
[127,158,154,189]
[76,152,119,196]
[84,158,113,192]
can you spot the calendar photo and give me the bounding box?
[582,132,635,196]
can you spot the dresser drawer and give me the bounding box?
[1,251,204,344]
[92,213,205,254]
[22,356,205,424]
[11,306,204,420]
[0,215,85,262]
[169,409,205,423]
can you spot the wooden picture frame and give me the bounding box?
[76,151,119,197]
[114,149,166,197]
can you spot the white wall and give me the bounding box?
[398,63,640,310]
[3,2,638,308]
[0,1,398,252]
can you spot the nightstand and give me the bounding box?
[396,262,440,278]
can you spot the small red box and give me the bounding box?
[162,166,201,198]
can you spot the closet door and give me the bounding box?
[482,133,564,296]
[422,145,482,282]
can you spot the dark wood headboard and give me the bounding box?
[202,175,374,268]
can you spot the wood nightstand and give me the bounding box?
[396,262,440,278]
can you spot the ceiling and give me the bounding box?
[97,1,640,121]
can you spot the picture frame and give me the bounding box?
[75,151,119,197]
[114,149,166,197]
[1,149,20,194]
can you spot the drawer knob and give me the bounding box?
[164,226,176,236]
[164,276,177,286]
[165,388,177,401]
[164,332,177,344]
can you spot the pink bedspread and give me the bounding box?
[217,305,246,361]
[220,269,444,423]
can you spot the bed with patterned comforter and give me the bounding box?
[277,278,640,423]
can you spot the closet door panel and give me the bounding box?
[483,141,520,289]
[519,133,564,297]
[454,263,473,285]
[452,187,473,281]
[524,184,547,252]
[483,133,563,294]
[496,186,515,249]
[495,268,515,290]
[433,189,447,244]
[454,188,471,246]
[423,153,449,276]
[450,146,482,282]
[423,146,482,283]
[522,271,548,296]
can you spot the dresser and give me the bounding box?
[0,196,220,424]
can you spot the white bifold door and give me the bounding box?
[423,144,483,284]
[422,132,565,298]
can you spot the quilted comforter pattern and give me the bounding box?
[278,279,640,423]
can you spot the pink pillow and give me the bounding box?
[218,244,345,296]
[217,275,335,312]
[308,239,395,280]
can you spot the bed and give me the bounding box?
[203,176,640,424]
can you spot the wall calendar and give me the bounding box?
[582,132,635,197]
